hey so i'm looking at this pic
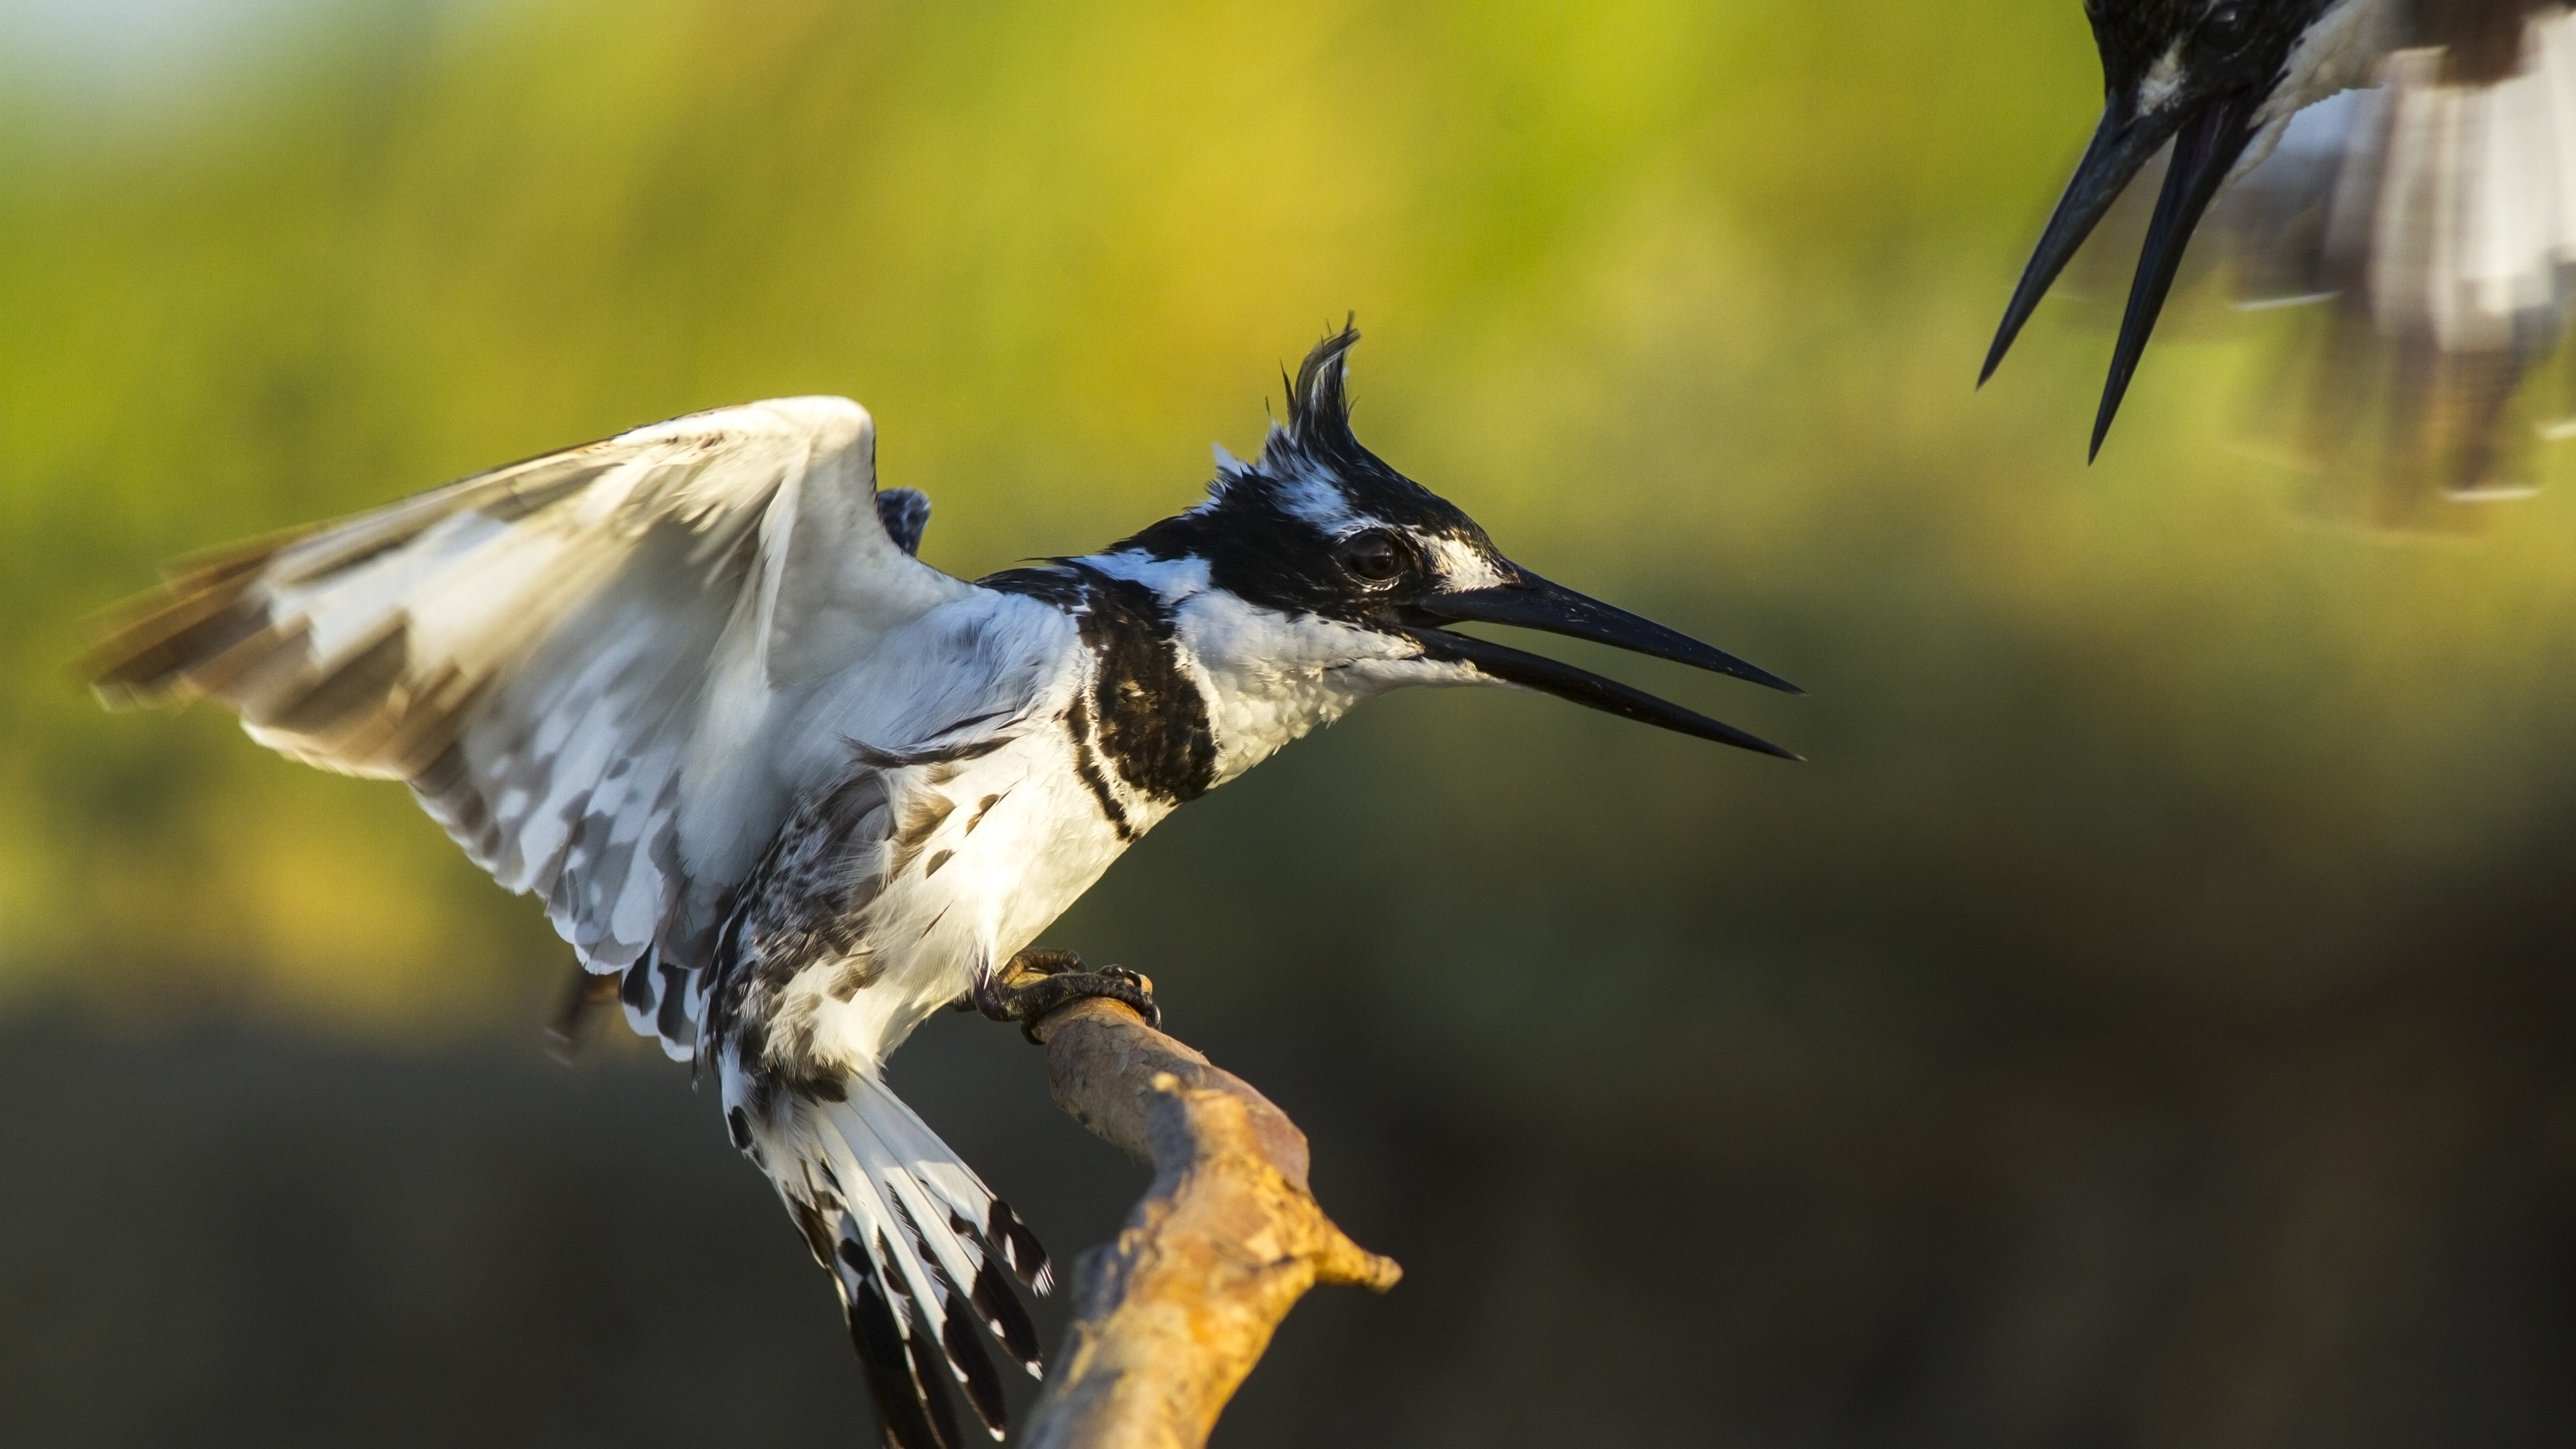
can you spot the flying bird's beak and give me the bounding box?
[1984,84,2265,457]
[1395,568,1802,759]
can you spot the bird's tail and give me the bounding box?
[737,1073,1051,1448]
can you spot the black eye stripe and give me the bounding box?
[1111,464,1491,623]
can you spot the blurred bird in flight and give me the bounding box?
[1986,0,2576,525]
[85,327,1796,1448]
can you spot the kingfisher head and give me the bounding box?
[1087,325,1800,764]
[1984,0,2354,455]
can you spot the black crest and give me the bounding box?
[1266,322,1370,478]
[1238,324,1481,540]
[1053,323,1502,621]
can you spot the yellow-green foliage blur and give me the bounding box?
[6,0,2575,1066]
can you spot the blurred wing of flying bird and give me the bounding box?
[2218,4,2576,525]
[1987,0,2576,519]
[83,328,1796,1447]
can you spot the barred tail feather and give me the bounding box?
[753,1073,1048,1448]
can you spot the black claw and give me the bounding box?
[1095,967,1158,1015]
[1013,948,1088,977]
[976,949,1161,1044]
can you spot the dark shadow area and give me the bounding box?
[6,825,2573,1449]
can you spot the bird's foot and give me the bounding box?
[970,948,1160,1044]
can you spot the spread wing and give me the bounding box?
[88,398,975,1051]
[2216,1,2576,525]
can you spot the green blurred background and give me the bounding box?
[6,1,2576,1444]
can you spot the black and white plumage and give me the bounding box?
[87,327,1796,1447]
[1988,0,2576,504]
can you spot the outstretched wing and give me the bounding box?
[88,398,975,1051]
[2216,3,2576,524]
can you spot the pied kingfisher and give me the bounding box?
[1986,0,2576,488]
[87,327,1798,1447]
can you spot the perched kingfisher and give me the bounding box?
[87,327,1796,1448]
[1986,0,2576,486]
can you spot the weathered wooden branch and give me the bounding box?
[1022,996,1402,1449]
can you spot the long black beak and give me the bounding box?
[1397,570,1802,760]
[1984,87,2263,458]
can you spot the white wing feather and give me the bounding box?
[2210,7,2576,514]
[91,397,975,994]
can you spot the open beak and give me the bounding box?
[1395,568,1802,760]
[1984,85,2264,458]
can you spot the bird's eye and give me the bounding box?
[2206,3,2243,36]
[1336,529,1407,584]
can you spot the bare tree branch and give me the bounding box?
[1022,997,1402,1449]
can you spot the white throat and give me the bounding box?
[1169,592,1482,785]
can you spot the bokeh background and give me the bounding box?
[7,1,2576,1444]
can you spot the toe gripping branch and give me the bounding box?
[971,948,1162,1045]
